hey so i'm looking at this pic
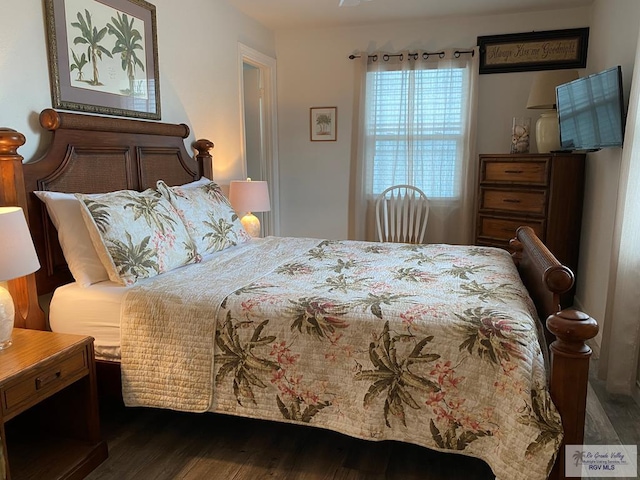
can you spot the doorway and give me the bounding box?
[239,44,279,236]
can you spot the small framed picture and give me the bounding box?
[310,107,337,141]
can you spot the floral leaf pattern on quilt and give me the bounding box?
[429,418,492,451]
[214,314,279,406]
[276,262,314,276]
[269,340,334,423]
[307,240,335,261]
[333,259,357,273]
[519,385,563,463]
[363,244,386,254]
[443,264,488,280]
[286,297,349,339]
[353,292,414,319]
[393,267,436,283]
[459,279,521,302]
[149,237,563,480]
[355,321,441,427]
[456,307,529,365]
[276,395,332,423]
[406,251,455,266]
[323,274,367,293]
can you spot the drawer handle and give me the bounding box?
[504,169,523,174]
[503,199,521,203]
[35,370,62,390]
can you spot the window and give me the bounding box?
[366,67,466,199]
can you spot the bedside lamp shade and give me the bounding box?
[527,70,579,153]
[228,179,270,237]
[0,207,41,349]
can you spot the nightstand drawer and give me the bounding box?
[2,347,88,416]
[480,187,547,215]
[477,215,545,242]
[481,159,549,185]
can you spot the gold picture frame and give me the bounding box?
[310,107,337,142]
[477,28,589,75]
[44,0,161,119]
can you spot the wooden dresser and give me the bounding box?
[475,152,586,297]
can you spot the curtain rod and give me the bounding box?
[348,50,474,61]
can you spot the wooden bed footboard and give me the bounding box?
[511,226,598,480]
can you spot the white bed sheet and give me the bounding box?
[49,280,127,361]
[48,240,263,361]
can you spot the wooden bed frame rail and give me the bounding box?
[511,227,598,479]
[0,113,598,480]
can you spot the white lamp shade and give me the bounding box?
[526,70,579,109]
[228,180,271,214]
[0,207,40,281]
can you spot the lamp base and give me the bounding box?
[0,286,15,349]
[241,212,261,238]
[535,111,560,153]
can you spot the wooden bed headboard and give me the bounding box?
[0,109,214,328]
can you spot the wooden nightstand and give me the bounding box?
[0,329,108,479]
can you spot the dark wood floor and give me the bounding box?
[83,360,640,480]
[86,403,495,480]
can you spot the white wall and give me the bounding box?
[274,8,592,239]
[0,0,275,185]
[575,0,640,350]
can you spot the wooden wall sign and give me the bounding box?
[477,28,589,74]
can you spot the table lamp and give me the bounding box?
[0,207,41,349]
[228,178,271,237]
[526,69,579,153]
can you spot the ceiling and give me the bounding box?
[225,0,594,30]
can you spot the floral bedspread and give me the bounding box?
[121,237,562,480]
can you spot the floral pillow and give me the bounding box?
[156,179,250,256]
[76,189,200,286]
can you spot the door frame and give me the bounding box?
[238,43,280,236]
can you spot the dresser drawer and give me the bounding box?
[479,187,547,215]
[2,347,89,416]
[477,215,545,242]
[481,159,549,185]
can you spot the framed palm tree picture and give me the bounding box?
[44,0,161,120]
[310,107,337,141]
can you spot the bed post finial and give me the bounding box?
[0,129,47,330]
[193,139,214,180]
[546,309,598,480]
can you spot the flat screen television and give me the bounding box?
[556,65,626,151]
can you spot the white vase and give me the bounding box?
[535,111,560,153]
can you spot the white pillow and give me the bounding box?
[34,191,109,286]
[179,176,210,189]
[76,189,200,286]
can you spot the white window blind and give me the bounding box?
[366,67,465,198]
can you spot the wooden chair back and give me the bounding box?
[375,185,429,244]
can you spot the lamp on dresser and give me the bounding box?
[0,206,41,349]
[527,69,579,153]
[228,178,271,237]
